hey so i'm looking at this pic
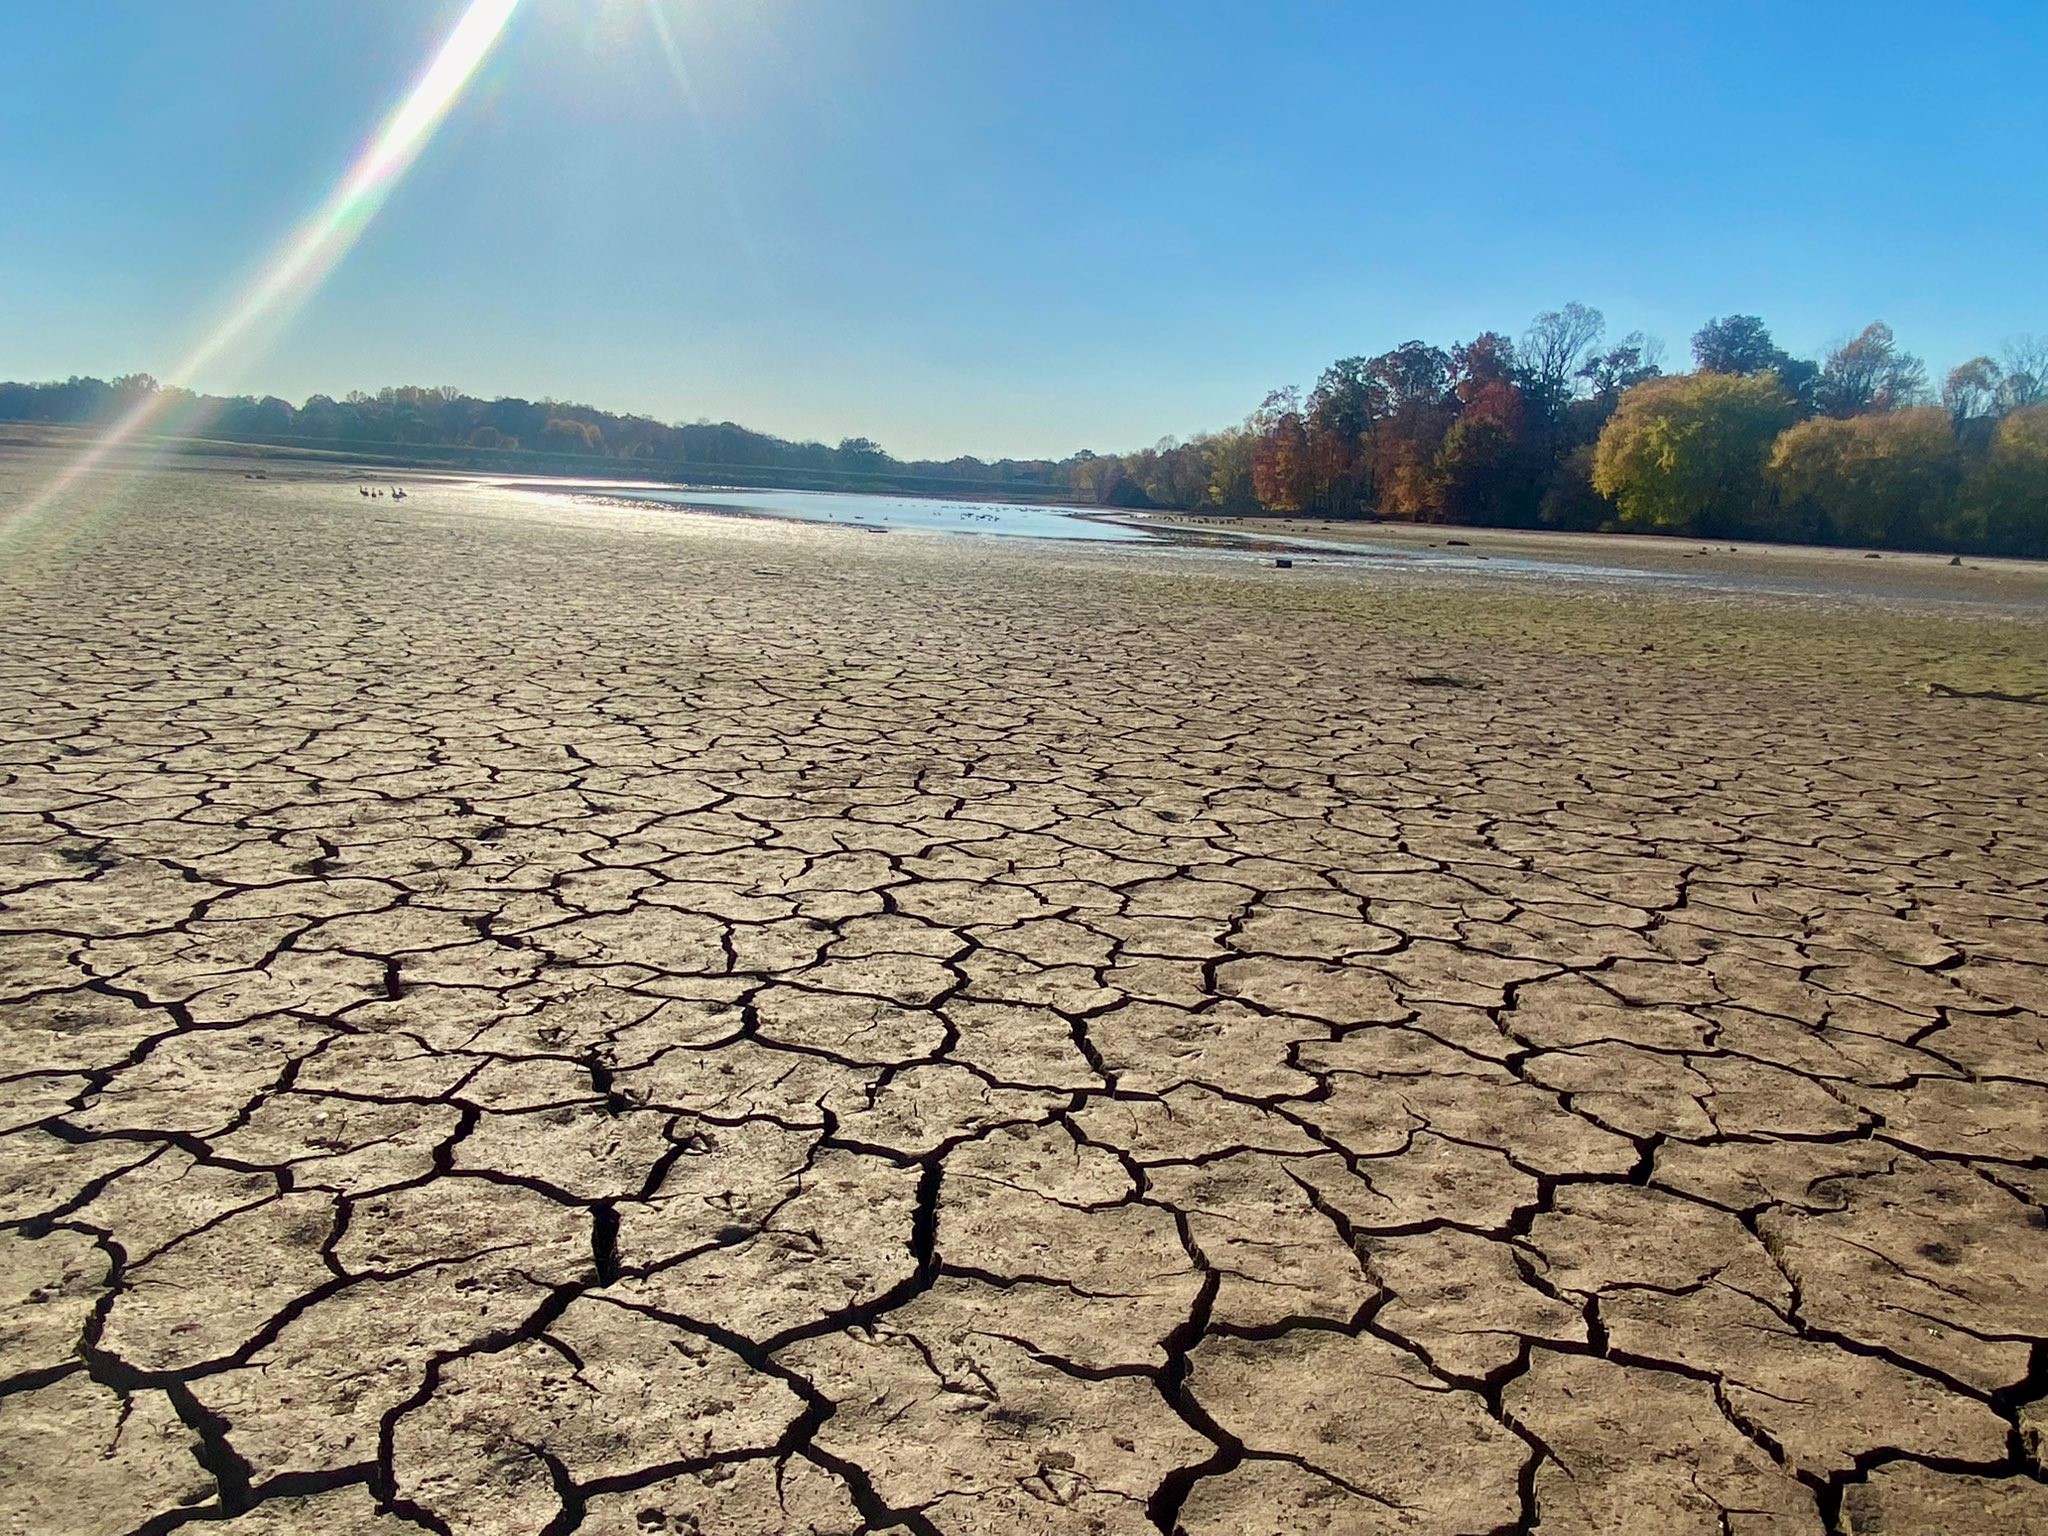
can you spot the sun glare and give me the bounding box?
[15,0,523,527]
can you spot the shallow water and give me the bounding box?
[514,480,2043,611]
[579,483,1672,580]
[596,486,1150,541]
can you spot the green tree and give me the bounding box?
[1538,443,1615,530]
[109,372,159,408]
[1691,314,1819,412]
[835,436,891,474]
[1147,437,1215,509]
[1592,372,1796,535]
[1691,315,1782,375]
[1436,414,1529,525]
[1767,407,1959,548]
[1064,450,1128,506]
[1203,427,1257,511]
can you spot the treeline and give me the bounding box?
[0,377,1077,497]
[1073,311,2048,555]
[5,311,2045,552]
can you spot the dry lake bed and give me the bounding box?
[3,448,2048,1536]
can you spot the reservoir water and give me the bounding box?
[589,485,1149,541]
[513,480,2020,608]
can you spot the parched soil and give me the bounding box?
[3,458,2047,1536]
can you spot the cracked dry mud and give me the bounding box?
[3,459,2047,1536]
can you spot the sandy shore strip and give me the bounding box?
[3,451,2047,1535]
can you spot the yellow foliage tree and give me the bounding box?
[1592,373,1795,535]
[1951,404,2048,554]
[1768,407,1959,547]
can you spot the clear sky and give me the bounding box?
[2,1,2043,461]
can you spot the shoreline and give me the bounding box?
[14,422,2043,575]
[506,478,2048,612]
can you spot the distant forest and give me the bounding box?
[5,309,2045,554]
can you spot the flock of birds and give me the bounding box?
[356,485,408,499]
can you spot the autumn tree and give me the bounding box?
[1592,372,1796,535]
[1453,332,1520,412]
[1951,404,2048,554]
[1999,336,2047,411]
[1435,332,1539,525]
[1249,389,1311,513]
[1768,407,1959,547]
[1134,437,1214,509]
[1369,342,1455,415]
[1814,323,1927,417]
[1063,451,1110,504]
[1941,358,2002,425]
[540,418,603,453]
[1361,342,1455,518]
[4,307,2038,552]
[1304,357,1386,514]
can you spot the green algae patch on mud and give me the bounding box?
[1096,562,2048,701]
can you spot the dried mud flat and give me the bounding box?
[3,457,2048,1536]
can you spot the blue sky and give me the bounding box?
[2,0,2043,459]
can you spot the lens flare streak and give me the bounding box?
[19,0,521,521]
